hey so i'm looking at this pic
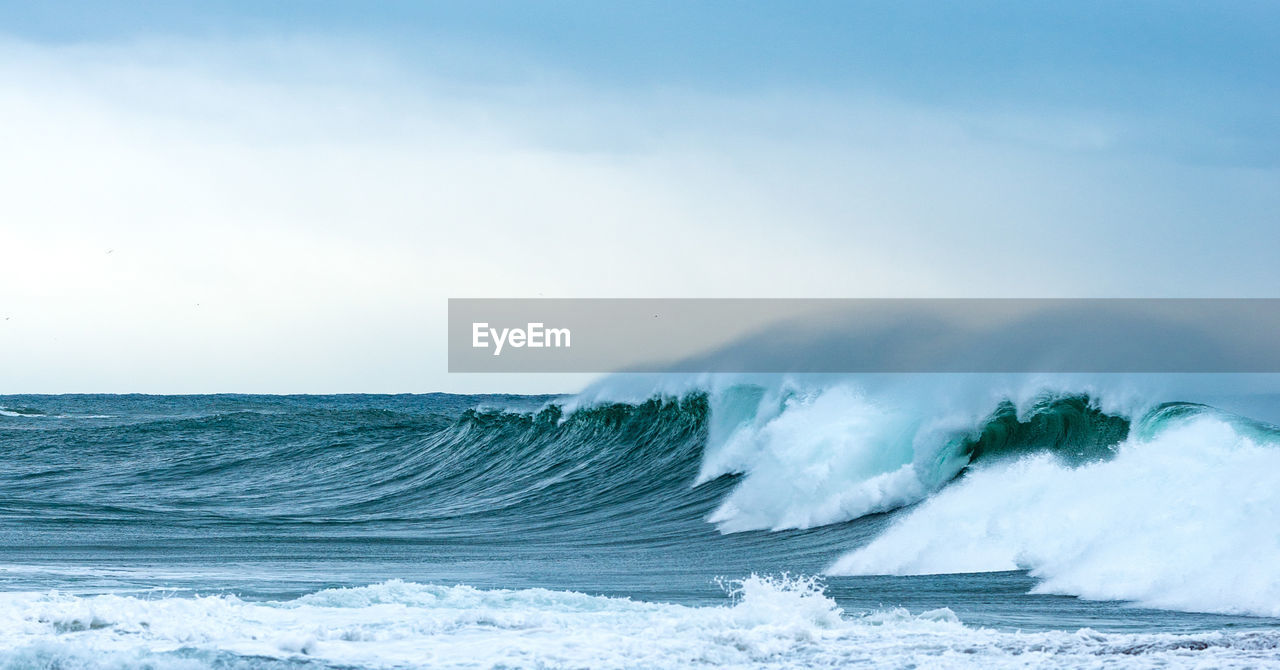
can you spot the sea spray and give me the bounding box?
[827,412,1280,617]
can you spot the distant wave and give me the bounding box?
[0,406,46,417]
[0,405,112,419]
[2,578,1277,669]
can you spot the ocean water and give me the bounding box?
[2,384,1279,668]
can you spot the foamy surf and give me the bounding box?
[2,578,1278,670]
[827,412,1280,617]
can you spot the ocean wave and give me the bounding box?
[5,379,1280,620]
[826,411,1280,617]
[689,377,1144,532]
[0,396,723,542]
[2,578,1277,669]
[581,374,1280,618]
[0,406,112,419]
[0,407,46,417]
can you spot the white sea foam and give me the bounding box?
[1,577,1277,669]
[687,374,1160,532]
[700,383,934,531]
[828,415,1280,617]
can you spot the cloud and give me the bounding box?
[0,36,1276,392]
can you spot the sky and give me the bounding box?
[0,1,1277,393]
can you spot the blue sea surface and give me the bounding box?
[1,392,1278,668]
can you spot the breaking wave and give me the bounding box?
[4,376,1280,620]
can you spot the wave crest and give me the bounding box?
[693,380,1138,532]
